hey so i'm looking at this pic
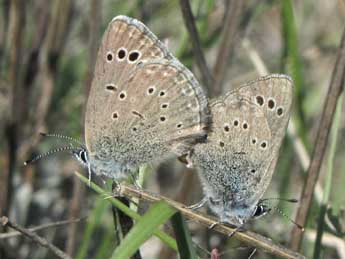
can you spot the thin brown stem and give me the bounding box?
[212,0,245,96]
[17,0,73,161]
[85,0,102,96]
[179,0,213,93]
[289,26,345,250]
[0,216,73,259]
[66,179,84,256]
[0,217,84,239]
[118,184,306,259]
[1,3,26,256]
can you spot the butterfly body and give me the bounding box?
[191,74,293,226]
[85,16,209,179]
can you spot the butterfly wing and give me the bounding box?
[234,74,293,200]
[192,74,293,223]
[85,16,209,178]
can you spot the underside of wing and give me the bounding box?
[193,92,272,204]
[85,16,210,170]
[192,74,293,206]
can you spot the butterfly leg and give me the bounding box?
[227,225,243,237]
[208,221,220,229]
[130,173,142,189]
[208,220,229,229]
[208,221,240,235]
[186,197,208,210]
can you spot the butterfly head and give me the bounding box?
[207,195,270,226]
[24,133,90,167]
[252,202,271,218]
[72,147,90,168]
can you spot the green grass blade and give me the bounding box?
[74,172,178,251]
[313,94,343,259]
[171,212,197,259]
[76,198,109,259]
[281,0,308,146]
[111,201,177,259]
[95,227,115,259]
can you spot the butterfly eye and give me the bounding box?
[79,150,88,163]
[253,205,264,217]
[253,204,270,218]
[73,149,88,166]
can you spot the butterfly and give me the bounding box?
[78,16,209,180]
[189,74,293,227]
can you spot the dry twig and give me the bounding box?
[289,26,345,250]
[118,184,306,259]
[66,179,84,257]
[179,0,214,93]
[0,217,84,239]
[212,0,245,96]
[0,216,72,259]
[1,3,26,253]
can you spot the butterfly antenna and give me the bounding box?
[24,146,76,165]
[272,206,304,231]
[40,132,84,147]
[260,197,298,203]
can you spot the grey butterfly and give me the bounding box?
[189,74,293,227]
[76,16,209,180]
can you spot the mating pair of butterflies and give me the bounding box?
[78,16,293,227]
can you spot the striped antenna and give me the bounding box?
[259,198,304,231]
[272,206,305,231]
[24,146,76,165]
[39,132,84,147]
[260,197,298,203]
